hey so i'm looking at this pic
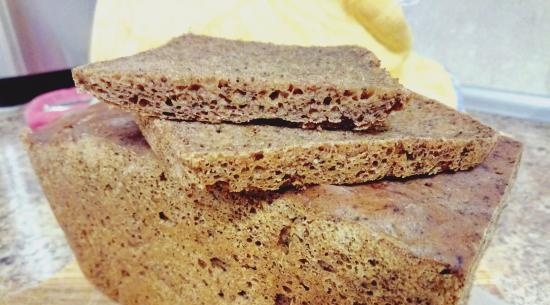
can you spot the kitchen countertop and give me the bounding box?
[0,107,73,294]
[0,105,548,305]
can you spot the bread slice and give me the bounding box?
[136,95,497,192]
[72,34,409,131]
[25,103,521,305]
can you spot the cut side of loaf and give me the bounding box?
[72,34,409,130]
[24,104,521,305]
[137,95,497,192]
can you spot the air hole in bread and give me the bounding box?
[360,90,373,100]
[189,84,202,91]
[252,152,264,160]
[210,257,227,271]
[138,99,150,107]
[158,211,169,221]
[197,259,207,268]
[274,293,292,305]
[292,88,303,95]
[269,90,280,100]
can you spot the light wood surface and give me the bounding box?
[1,261,507,305]
[1,263,115,305]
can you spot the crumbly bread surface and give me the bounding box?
[137,95,497,192]
[24,104,521,305]
[72,34,409,130]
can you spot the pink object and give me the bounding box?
[24,87,93,130]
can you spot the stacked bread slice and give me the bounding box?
[25,34,520,305]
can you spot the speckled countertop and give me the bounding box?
[0,107,73,293]
[0,106,548,305]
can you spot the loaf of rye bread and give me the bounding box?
[72,34,409,131]
[24,104,521,305]
[136,94,497,192]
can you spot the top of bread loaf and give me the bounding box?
[28,103,148,152]
[25,103,521,274]
[73,34,408,130]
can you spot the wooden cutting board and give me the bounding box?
[1,262,509,305]
[0,263,115,305]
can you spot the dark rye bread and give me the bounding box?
[72,34,409,130]
[137,95,497,192]
[24,104,521,305]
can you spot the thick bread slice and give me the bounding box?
[137,95,497,192]
[72,34,409,130]
[25,104,521,305]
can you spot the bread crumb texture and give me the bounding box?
[137,95,497,192]
[73,34,409,130]
[24,104,521,305]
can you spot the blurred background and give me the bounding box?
[1,0,549,118]
[405,0,550,96]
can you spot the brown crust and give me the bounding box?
[72,34,410,130]
[137,95,498,192]
[24,104,521,305]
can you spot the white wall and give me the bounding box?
[0,0,23,77]
[0,0,96,78]
[404,0,550,96]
